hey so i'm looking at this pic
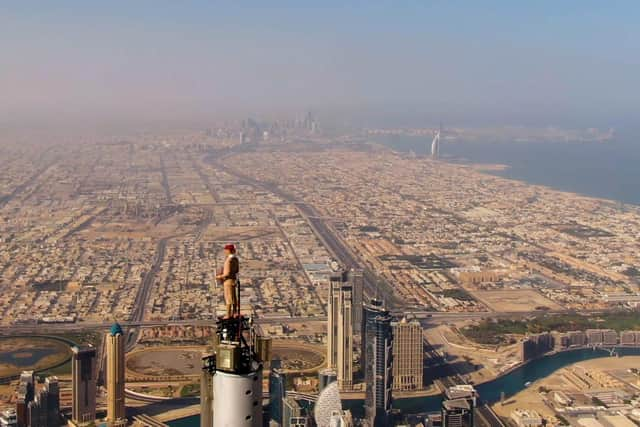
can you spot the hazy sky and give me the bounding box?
[1,1,639,128]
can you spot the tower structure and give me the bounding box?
[269,359,286,425]
[106,323,126,426]
[349,269,364,335]
[442,385,476,427]
[431,123,442,159]
[201,296,266,426]
[26,376,59,427]
[391,318,423,391]
[16,371,34,427]
[200,365,213,427]
[71,346,96,426]
[314,382,342,427]
[327,272,353,390]
[363,300,394,427]
[45,377,60,426]
[282,396,307,427]
[318,368,338,393]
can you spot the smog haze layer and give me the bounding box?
[1,1,639,133]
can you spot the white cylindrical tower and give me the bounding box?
[212,369,263,427]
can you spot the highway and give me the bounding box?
[301,205,400,307]
[209,159,400,308]
[190,154,220,203]
[0,159,55,209]
[159,153,173,205]
[476,404,506,427]
[0,315,327,335]
[126,237,169,352]
[0,306,607,336]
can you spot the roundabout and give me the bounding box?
[270,340,325,374]
[126,346,205,380]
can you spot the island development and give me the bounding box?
[1,121,640,427]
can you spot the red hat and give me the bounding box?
[224,244,236,252]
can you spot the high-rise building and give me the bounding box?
[71,346,96,426]
[314,382,342,427]
[442,385,476,427]
[431,123,442,159]
[520,332,554,362]
[282,396,307,427]
[106,323,126,426]
[441,399,473,427]
[363,301,394,427]
[200,363,213,427]
[318,368,337,393]
[348,269,364,336]
[327,272,353,390]
[45,377,59,426]
[269,360,286,425]
[16,371,34,427]
[391,318,423,391]
[327,275,340,369]
[26,377,59,427]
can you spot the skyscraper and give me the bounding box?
[269,360,286,425]
[318,368,337,393]
[363,301,394,427]
[282,396,308,427]
[26,376,59,427]
[314,382,342,427]
[45,377,60,427]
[327,272,353,390]
[16,371,34,427]
[391,318,423,391]
[71,346,96,426]
[106,323,126,426]
[441,400,473,427]
[348,269,364,336]
[200,363,213,427]
[431,124,441,159]
[442,385,476,427]
[327,275,340,370]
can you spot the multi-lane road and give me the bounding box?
[125,237,169,351]
[210,156,400,308]
[0,308,601,337]
[0,159,56,209]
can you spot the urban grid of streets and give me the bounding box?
[1,131,640,333]
[2,127,640,424]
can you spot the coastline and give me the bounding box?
[370,137,640,208]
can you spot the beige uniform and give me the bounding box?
[222,254,239,317]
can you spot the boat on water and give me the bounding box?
[524,381,532,387]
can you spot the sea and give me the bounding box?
[373,132,640,206]
[167,130,640,426]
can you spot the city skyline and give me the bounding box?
[1,2,640,426]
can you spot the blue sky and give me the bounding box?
[1,1,638,128]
